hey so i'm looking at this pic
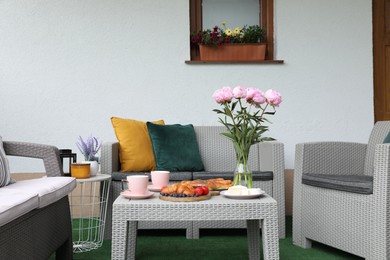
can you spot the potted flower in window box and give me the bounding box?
[191,22,266,61]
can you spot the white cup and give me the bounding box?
[151,171,170,188]
[127,175,148,195]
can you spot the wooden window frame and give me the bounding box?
[189,0,275,61]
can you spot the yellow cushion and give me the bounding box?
[111,117,164,172]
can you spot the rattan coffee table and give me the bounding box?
[111,193,279,260]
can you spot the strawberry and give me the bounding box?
[195,187,204,196]
[201,186,209,195]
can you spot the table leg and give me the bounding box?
[112,213,128,260]
[261,213,280,260]
[126,221,138,260]
[247,219,261,260]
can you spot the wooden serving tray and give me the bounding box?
[159,193,211,202]
[210,190,220,196]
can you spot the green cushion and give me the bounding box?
[384,131,390,143]
[146,123,205,172]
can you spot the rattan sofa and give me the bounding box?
[0,141,76,260]
[293,121,390,259]
[102,126,285,239]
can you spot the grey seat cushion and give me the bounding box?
[169,172,193,181]
[111,171,193,182]
[112,172,149,181]
[302,174,373,194]
[193,171,273,181]
[112,171,272,182]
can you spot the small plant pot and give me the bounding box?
[71,163,90,179]
[82,161,99,177]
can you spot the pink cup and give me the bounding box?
[127,175,148,195]
[151,171,170,188]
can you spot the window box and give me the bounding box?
[199,43,266,62]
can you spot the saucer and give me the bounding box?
[220,190,265,200]
[120,190,154,199]
[148,185,163,192]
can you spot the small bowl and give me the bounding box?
[71,163,91,179]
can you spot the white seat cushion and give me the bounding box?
[0,189,39,226]
[3,176,76,208]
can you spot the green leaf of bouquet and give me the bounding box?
[220,132,235,141]
[264,111,276,115]
[213,109,225,114]
[231,101,238,111]
[218,118,227,125]
[259,137,276,142]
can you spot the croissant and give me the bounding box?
[206,179,232,190]
[161,184,195,195]
[181,179,203,187]
[182,186,195,196]
[177,184,190,194]
[180,178,233,190]
[161,183,178,194]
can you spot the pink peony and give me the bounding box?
[252,91,265,104]
[232,86,247,99]
[213,87,233,104]
[212,89,225,104]
[221,86,233,102]
[264,89,282,106]
[246,87,262,103]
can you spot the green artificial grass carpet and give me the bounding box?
[66,217,363,260]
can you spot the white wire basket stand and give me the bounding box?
[69,174,111,253]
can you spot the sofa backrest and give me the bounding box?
[364,121,390,176]
[194,126,260,172]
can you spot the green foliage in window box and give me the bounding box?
[191,22,266,46]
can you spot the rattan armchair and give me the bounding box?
[0,141,74,260]
[292,121,390,259]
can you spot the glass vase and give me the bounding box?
[233,162,253,188]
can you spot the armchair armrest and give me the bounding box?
[373,144,390,193]
[3,141,63,177]
[258,141,284,173]
[371,144,390,253]
[258,141,285,190]
[100,142,120,175]
[295,142,367,177]
[258,141,286,238]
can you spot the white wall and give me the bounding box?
[0,0,373,172]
